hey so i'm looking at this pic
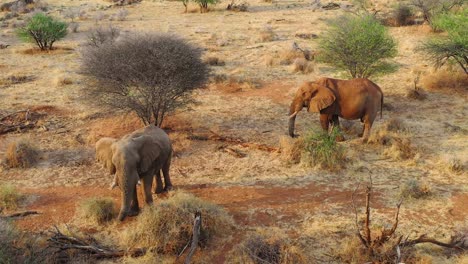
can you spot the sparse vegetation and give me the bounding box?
[420,10,468,74]
[204,56,225,66]
[421,69,468,90]
[387,4,414,26]
[4,139,39,168]
[17,13,68,50]
[410,0,465,26]
[81,33,209,126]
[369,119,416,160]
[230,232,308,264]
[292,58,314,74]
[193,0,219,13]
[0,184,23,210]
[399,179,431,199]
[318,14,398,78]
[122,191,233,254]
[0,219,18,263]
[301,128,346,170]
[259,25,275,42]
[86,25,120,47]
[77,197,116,225]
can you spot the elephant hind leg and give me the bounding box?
[162,155,173,191]
[362,113,376,143]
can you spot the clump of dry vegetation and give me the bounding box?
[420,69,468,91]
[122,191,234,254]
[369,118,416,160]
[279,47,311,65]
[259,25,275,42]
[0,219,19,262]
[4,139,39,168]
[292,58,314,74]
[301,129,346,170]
[77,197,116,225]
[383,4,415,27]
[204,56,225,66]
[279,136,304,164]
[0,183,23,210]
[399,179,431,199]
[230,231,308,264]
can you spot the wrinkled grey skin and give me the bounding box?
[95,125,173,221]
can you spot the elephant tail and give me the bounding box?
[380,93,384,119]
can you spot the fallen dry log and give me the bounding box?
[48,226,146,259]
[1,210,40,218]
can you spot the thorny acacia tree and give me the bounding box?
[81,33,209,126]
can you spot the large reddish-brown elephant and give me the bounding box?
[288,77,383,142]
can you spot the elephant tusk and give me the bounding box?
[289,111,298,118]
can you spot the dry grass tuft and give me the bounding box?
[292,58,314,74]
[279,49,307,65]
[279,136,304,164]
[204,56,225,66]
[122,191,234,254]
[4,139,39,168]
[259,26,275,42]
[55,76,73,86]
[229,231,308,264]
[441,154,466,174]
[77,197,116,225]
[0,74,34,86]
[421,69,468,91]
[405,88,427,100]
[399,179,431,199]
[370,119,416,160]
[0,184,23,210]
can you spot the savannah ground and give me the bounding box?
[0,0,467,263]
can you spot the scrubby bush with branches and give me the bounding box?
[193,0,219,13]
[420,10,467,74]
[81,33,209,126]
[85,25,120,47]
[410,0,465,26]
[318,14,398,78]
[17,13,67,50]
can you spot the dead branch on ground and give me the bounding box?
[47,226,146,259]
[0,210,40,219]
[0,109,40,135]
[352,176,466,261]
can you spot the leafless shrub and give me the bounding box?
[85,25,120,47]
[292,58,314,73]
[63,7,80,22]
[4,139,39,168]
[81,33,209,126]
[227,0,248,12]
[114,8,129,21]
[93,12,106,23]
[69,22,79,33]
[399,179,431,199]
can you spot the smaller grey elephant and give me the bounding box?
[95,125,173,221]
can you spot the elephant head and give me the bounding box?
[95,137,117,175]
[288,82,336,137]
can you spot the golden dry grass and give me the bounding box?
[292,58,314,74]
[4,139,39,168]
[77,197,116,225]
[421,69,468,91]
[121,191,234,254]
[0,184,23,210]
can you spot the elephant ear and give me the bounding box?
[132,135,161,173]
[308,84,336,113]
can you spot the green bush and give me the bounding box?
[301,128,346,170]
[17,13,67,50]
[0,184,23,210]
[420,10,468,74]
[77,197,116,225]
[318,14,398,78]
[410,0,465,26]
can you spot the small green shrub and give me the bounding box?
[420,10,468,74]
[318,14,398,78]
[0,184,23,210]
[122,191,233,254]
[17,13,67,50]
[77,197,116,225]
[301,128,346,170]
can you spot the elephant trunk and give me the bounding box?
[118,179,130,221]
[288,96,302,137]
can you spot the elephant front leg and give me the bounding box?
[154,170,164,194]
[129,185,140,216]
[331,115,345,142]
[162,155,173,192]
[319,114,330,132]
[141,173,154,205]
